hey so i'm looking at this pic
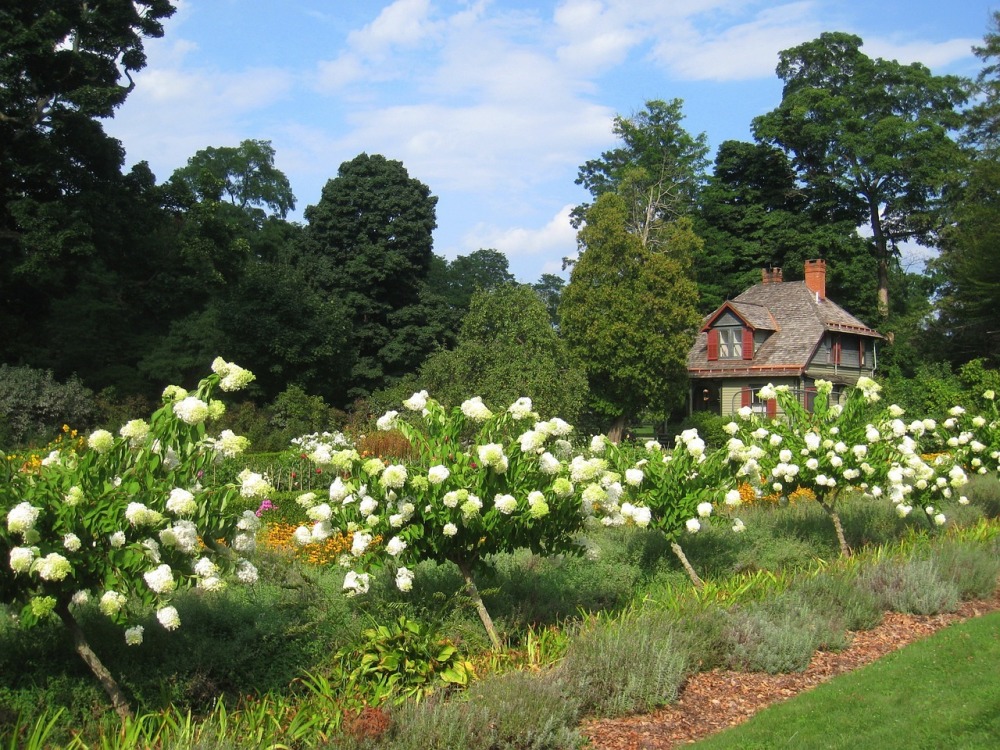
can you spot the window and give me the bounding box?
[718,327,742,359]
[707,325,753,361]
[741,385,777,418]
[821,334,865,367]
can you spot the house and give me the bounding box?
[687,259,884,417]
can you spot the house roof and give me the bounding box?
[688,279,883,378]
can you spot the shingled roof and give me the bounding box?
[688,273,883,378]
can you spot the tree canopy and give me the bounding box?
[301,153,443,401]
[418,284,587,422]
[560,194,702,439]
[753,32,968,318]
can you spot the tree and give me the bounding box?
[168,139,295,222]
[301,154,441,401]
[752,32,968,318]
[696,140,877,318]
[418,284,588,422]
[964,11,1000,154]
[560,194,702,441]
[930,159,1000,366]
[575,99,710,231]
[0,3,184,394]
[532,273,565,328]
[922,14,1000,368]
[0,1,175,267]
[0,361,267,719]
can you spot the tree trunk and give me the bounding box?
[457,561,501,650]
[670,541,704,589]
[606,415,628,444]
[56,601,133,720]
[817,498,851,557]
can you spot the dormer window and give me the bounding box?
[707,321,754,361]
[718,326,743,359]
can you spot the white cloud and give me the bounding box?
[463,205,578,260]
[863,37,978,69]
[347,0,438,54]
[650,2,824,81]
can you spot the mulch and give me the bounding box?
[580,591,1000,749]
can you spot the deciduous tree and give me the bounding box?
[753,32,968,318]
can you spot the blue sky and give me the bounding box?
[104,0,995,282]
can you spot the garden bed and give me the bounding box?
[582,590,1000,749]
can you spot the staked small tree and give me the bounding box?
[295,392,601,649]
[0,359,270,719]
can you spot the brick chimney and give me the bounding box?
[761,267,783,285]
[804,259,826,300]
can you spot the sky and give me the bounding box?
[104,0,996,283]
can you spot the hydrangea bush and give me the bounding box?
[296,391,597,647]
[600,430,742,586]
[723,378,983,556]
[0,358,269,718]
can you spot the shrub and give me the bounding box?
[923,540,1000,601]
[790,572,884,631]
[723,594,849,674]
[0,365,97,447]
[558,609,691,717]
[858,557,960,615]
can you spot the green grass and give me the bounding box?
[691,611,1000,750]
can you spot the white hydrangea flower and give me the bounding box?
[625,468,644,486]
[293,526,313,545]
[697,502,713,518]
[33,553,71,581]
[87,429,114,454]
[732,518,746,533]
[120,419,150,442]
[125,502,163,527]
[538,452,561,475]
[461,397,494,422]
[351,531,372,556]
[508,397,534,420]
[386,536,407,557]
[443,522,458,537]
[402,391,429,411]
[724,489,742,507]
[236,559,259,584]
[307,503,332,522]
[173,396,209,425]
[166,488,197,516]
[380,464,408,489]
[395,566,414,592]
[99,591,128,617]
[143,564,176,594]
[685,518,701,534]
[343,571,370,596]
[9,546,36,574]
[376,410,399,431]
[157,606,181,630]
[63,533,82,552]
[7,502,41,534]
[427,465,450,484]
[125,626,144,646]
[494,494,517,514]
[238,470,273,498]
[477,444,508,472]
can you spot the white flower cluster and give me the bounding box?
[211,357,256,392]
